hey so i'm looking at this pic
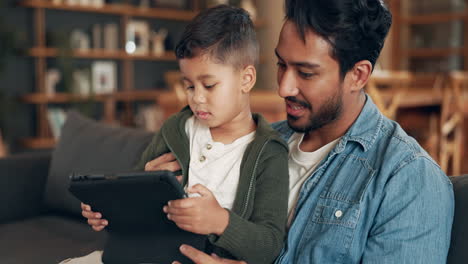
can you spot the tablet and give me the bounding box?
[69,170,207,264]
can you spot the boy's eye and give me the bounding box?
[204,83,216,89]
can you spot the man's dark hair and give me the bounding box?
[175,5,259,70]
[285,0,392,78]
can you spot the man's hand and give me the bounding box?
[145,153,182,183]
[81,202,108,231]
[164,184,229,235]
[171,244,247,264]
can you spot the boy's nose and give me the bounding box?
[278,70,298,98]
[193,89,207,104]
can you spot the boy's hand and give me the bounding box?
[172,244,247,264]
[81,202,108,231]
[163,184,229,235]
[145,153,182,183]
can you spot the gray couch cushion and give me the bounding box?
[0,214,107,264]
[44,111,153,216]
[447,175,468,264]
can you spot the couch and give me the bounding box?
[0,111,466,263]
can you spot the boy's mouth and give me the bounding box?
[195,111,211,120]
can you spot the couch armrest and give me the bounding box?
[0,152,51,224]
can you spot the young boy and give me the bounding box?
[79,5,289,264]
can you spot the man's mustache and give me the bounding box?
[285,96,311,109]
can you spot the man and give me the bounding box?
[172,0,454,263]
[88,0,455,263]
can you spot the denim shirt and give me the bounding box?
[273,95,454,264]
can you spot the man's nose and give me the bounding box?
[278,70,299,98]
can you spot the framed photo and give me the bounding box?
[126,20,149,55]
[154,0,186,9]
[91,61,117,94]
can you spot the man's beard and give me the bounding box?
[286,87,343,133]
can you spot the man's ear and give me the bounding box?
[345,60,372,93]
[240,65,256,93]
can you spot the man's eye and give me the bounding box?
[299,71,315,79]
[185,85,194,90]
[276,62,286,68]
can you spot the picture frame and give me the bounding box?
[91,61,117,94]
[126,20,149,55]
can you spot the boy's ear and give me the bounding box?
[240,65,256,93]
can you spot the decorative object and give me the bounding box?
[90,0,104,8]
[241,0,257,21]
[70,29,90,51]
[135,104,164,132]
[72,68,92,96]
[79,0,91,6]
[206,0,228,8]
[151,28,168,57]
[91,61,117,94]
[65,0,79,6]
[47,107,66,139]
[125,20,149,55]
[103,23,118,51]
[139,0,150,9]
[92,24,102,50]
[154,0,186,9]
[45,68,61,96]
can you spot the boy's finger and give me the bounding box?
[145,153,176,169]
[179,245,218,264]
[81,203,91,211]
[188,184,212,197]
[168,198,195,209]
[164,206,191,216]
[167,214,194,225]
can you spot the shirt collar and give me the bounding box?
[336,94,383,153]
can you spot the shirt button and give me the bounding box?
[199,155,206,162]
[335,210,343,218]
[206,144,212,150]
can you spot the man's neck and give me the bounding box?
[299,94,366,152]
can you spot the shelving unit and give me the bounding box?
[390,0,468,72]
[18,0,266,149]
[17,0,202,149]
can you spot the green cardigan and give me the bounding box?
[135,106,289,264]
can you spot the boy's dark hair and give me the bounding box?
[285,0,392,78]
[175,5,259,70]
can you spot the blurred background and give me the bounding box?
[0,0,466,175]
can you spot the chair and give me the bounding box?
[439,71,467,176]
[366,70,412,120]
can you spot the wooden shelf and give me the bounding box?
[19,0,197,21]
[401,12,466,24]
[404,48,465,58]
[19,137,56,149]
[27,47,177,61]
[20,90,164,104]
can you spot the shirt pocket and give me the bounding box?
[312,202,360,229]
[297,199,361,263]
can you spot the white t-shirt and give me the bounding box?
[185,116,256,210]
[287,133,340,226]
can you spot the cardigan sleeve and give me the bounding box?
[209,141,289,264]
[133,131,167,171]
